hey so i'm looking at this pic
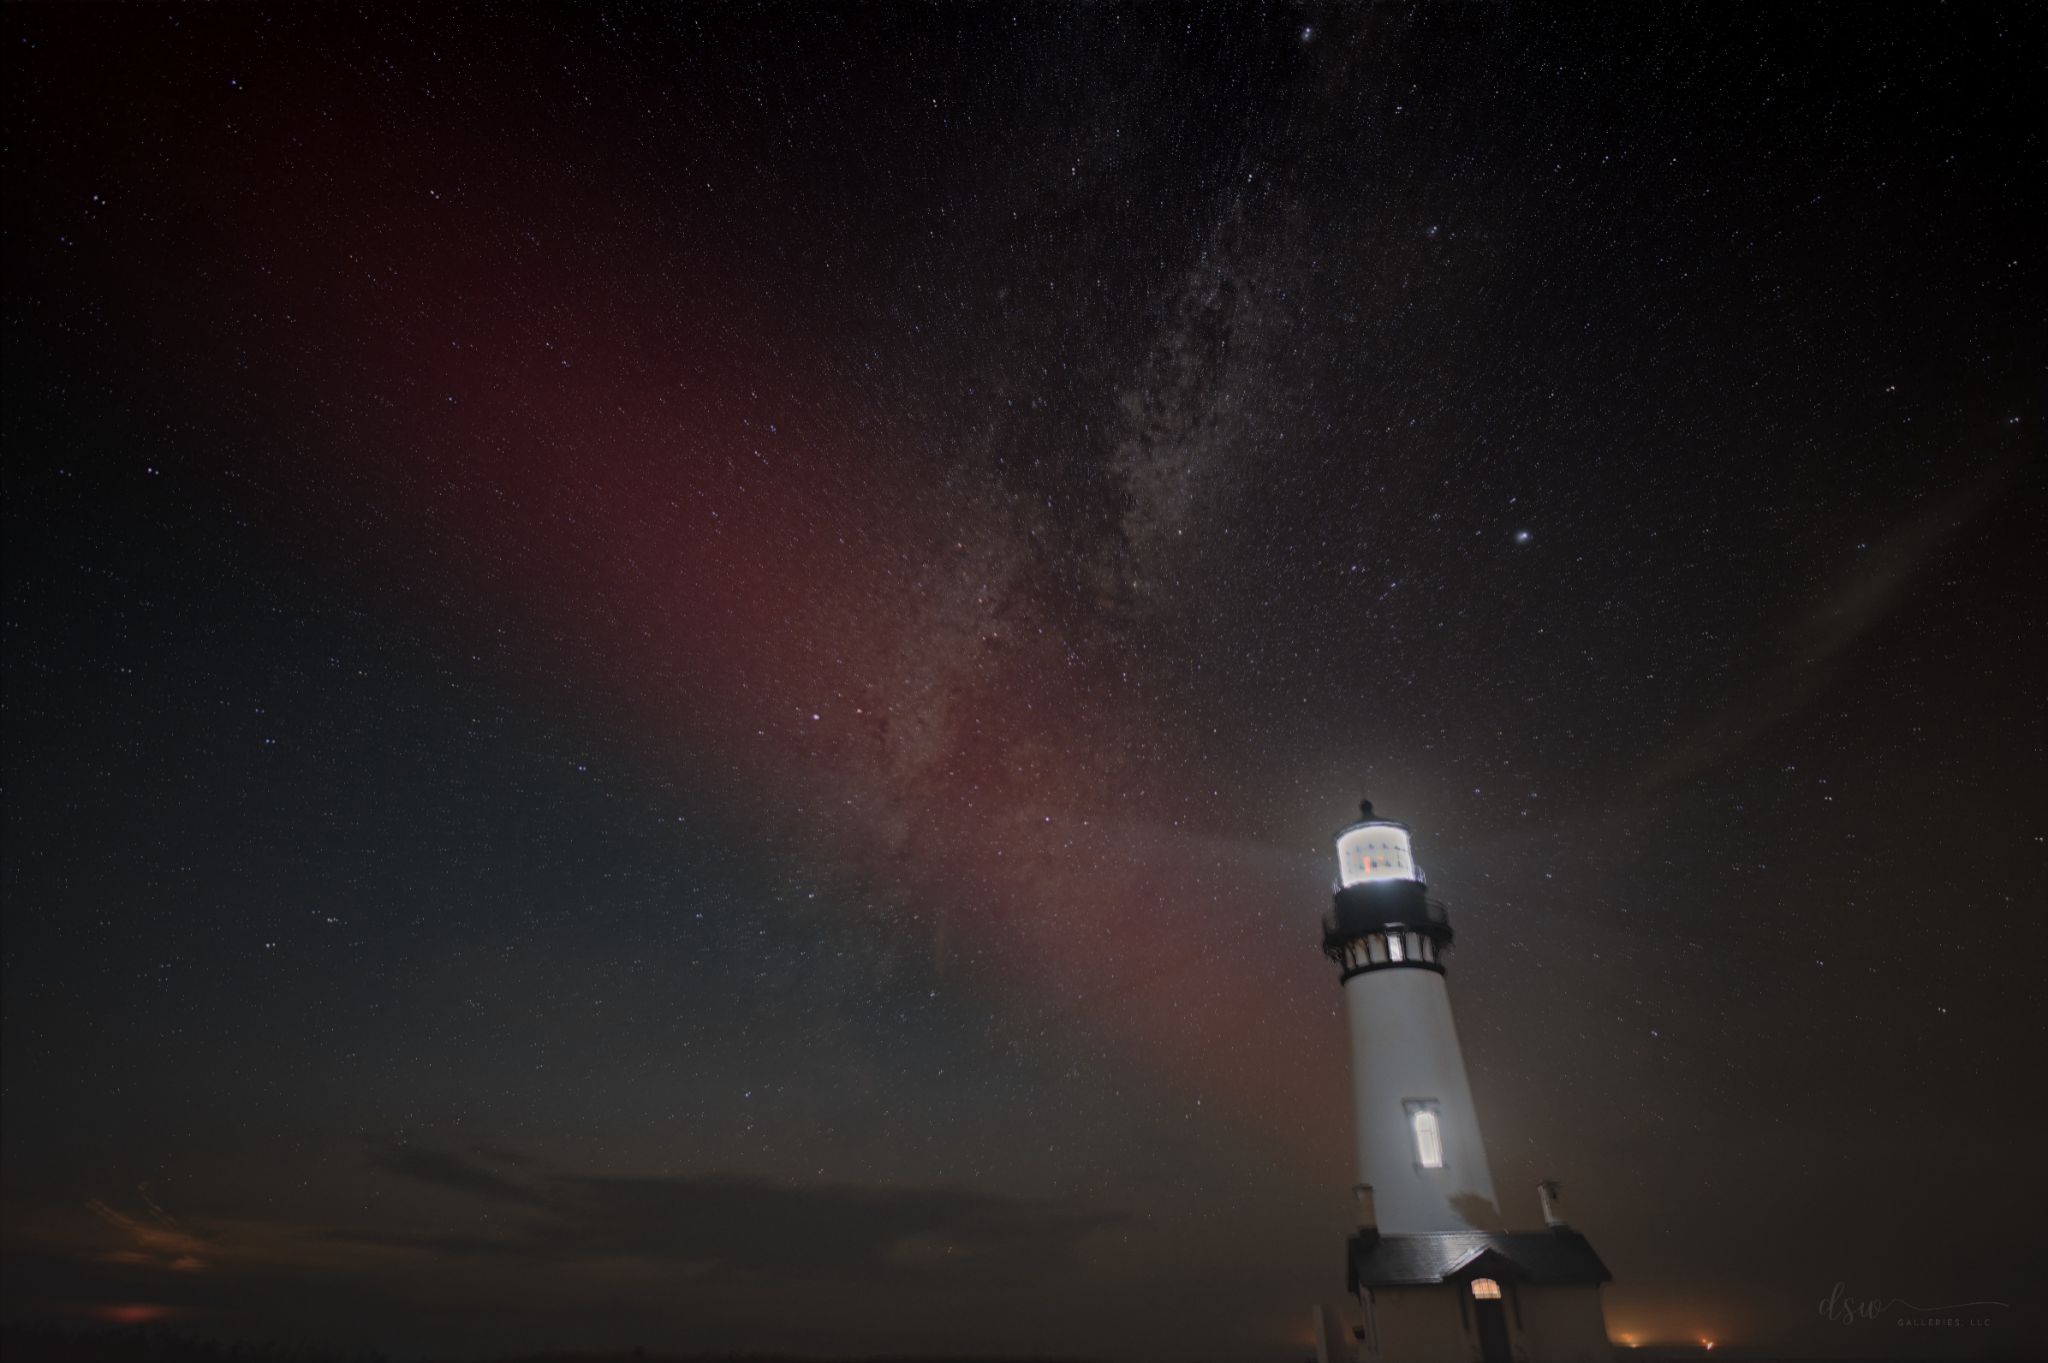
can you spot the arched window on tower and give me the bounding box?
[1407,1100,1444,1168]
[1471,1278,1502,1300]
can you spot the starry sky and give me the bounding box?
[3,5,2042,1360]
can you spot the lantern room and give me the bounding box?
[1335,804,1423,887]
[1324,800,1447,966]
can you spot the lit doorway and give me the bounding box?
[1470,1278,1511,1363]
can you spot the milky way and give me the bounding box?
[5,6,2042,1359]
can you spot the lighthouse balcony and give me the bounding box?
[1322,925,1449,978]
[1323,881,1453,978]
[1327,879,1451,936]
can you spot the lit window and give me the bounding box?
[1387,934,1405,962]
[1411,1104,1443,1168]
[1471,1278,1501,1300]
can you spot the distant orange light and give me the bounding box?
[1702,1340,1716,1352]
[100,1303,173,1325]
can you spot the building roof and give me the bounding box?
[1348,1228,1612,1291]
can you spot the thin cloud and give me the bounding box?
[1643,451,2022,788]
[85,1195,209,1273]
[363,1145,1122,1285]
[373,1146,549,1208]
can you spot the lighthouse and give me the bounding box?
[1317,800,1615,1363]
[1322,799,1500,1233]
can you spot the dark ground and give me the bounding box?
[5,1325,2043,1363]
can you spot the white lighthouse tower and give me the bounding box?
[1323,799,1500,1233]
[1316,799,1615,1363]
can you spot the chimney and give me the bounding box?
[1538,1178,1566,1228]
[1353,1183,1377,1232]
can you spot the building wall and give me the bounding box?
[1366,1286,1473,1363]
[1513,1284,1612,1363]
[1358,1284,1612,1363]
[1314,1301,1360,1363]
[1343,966,1501,1232]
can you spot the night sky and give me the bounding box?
[4,5,2042,1360]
